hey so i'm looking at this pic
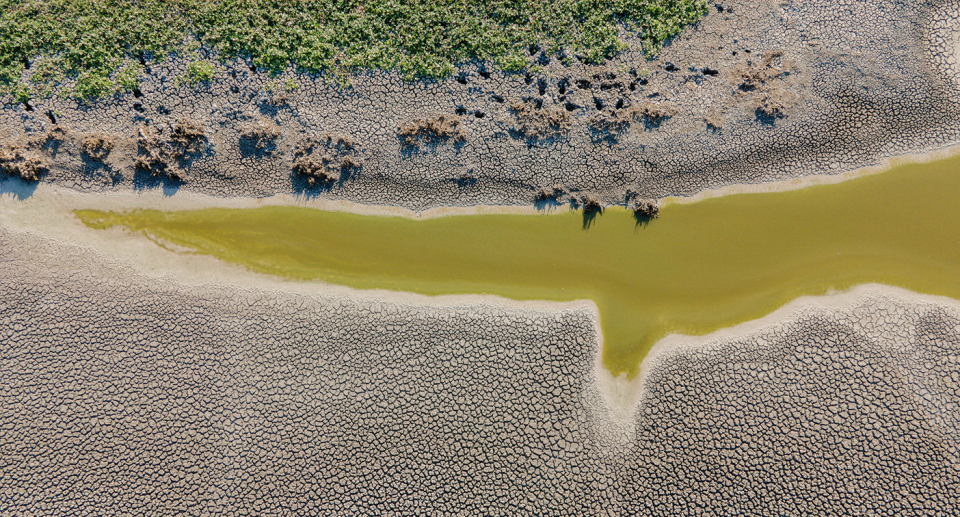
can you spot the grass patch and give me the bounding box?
[180,59,215,86]
[0,0,708,100]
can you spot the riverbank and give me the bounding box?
[4,143,960,381]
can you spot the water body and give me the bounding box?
[76,155,960,377]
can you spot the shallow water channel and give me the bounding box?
[76,155,960,377]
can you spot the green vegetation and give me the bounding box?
[77,154,960,377]
[0,0,708,100]
[180,59,215,86]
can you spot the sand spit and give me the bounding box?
[4,0,960,211]
[2,209,959,514]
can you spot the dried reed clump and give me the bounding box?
[534,186,566,202]
[0,144,45,181]
[135,119,207,181]
[510,98,570,140]
[705,107,723,130]
[633,199,659,219]
[735,49,796,120]
[588,101,676,136]
[397,113,466,147]
[588,110,631,135]
[293,133,362,187]
[630,102,677,125]
[80,134,114,161]
[737,50,786,91]
[240,118,281,151]
[755,89,794,120]
[581,194,603,214]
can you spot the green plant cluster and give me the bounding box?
[0,0,708,100]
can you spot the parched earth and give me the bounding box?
[4,0,960,514]
[1,227,958,516]
[2,0,960,209]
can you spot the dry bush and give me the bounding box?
[534,186,565,202]
[39,126,67,149]
[755,88,795,120]
[630,102,677,125]
[240,118,281,151]
[634,199,659,219]
[581,194,603,214]
[588,110,631,135]
[293,133,361,187]
[398,114,465,147]
[510,99,570,140]
[0,144,45,181]
[80,134,114,160]
[589,102,676,136]
[170,119,205,153]
[135,119,207,181]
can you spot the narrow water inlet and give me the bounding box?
[76,154,960,377]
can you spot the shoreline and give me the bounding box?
[6,140,960,220]
[6,151,960,404]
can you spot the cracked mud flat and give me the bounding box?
[3,0,960,514]
[1,221,959,516]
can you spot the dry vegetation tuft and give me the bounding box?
[581,194,603,214]
[135,119,207,181]
[398,114,466,147]
[631,101,677,125]
[735,50,797,121]
[510,98,570,140]
[534,186,566,202]
[0,144,44,181]
[80,134,114,161]
[634,199,660,218]
[588,101,677,136]
[293,133,362,187]
[240,118,281,152]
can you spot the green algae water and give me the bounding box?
[76,155,960,377]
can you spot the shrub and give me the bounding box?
[135,119,207,181]
[398,114,465,147]
[535,186,565,202]
[588,110,632,136]
[183,60,215,86]
[634,199,659,218]
[623,101,677,129]
[240,119,281,152]
[0,144,44,181]
[293,133,362,187]
[0,0,708,99]
[80,134,114,160]
[510,98,570,140]
[581,195,603,214]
